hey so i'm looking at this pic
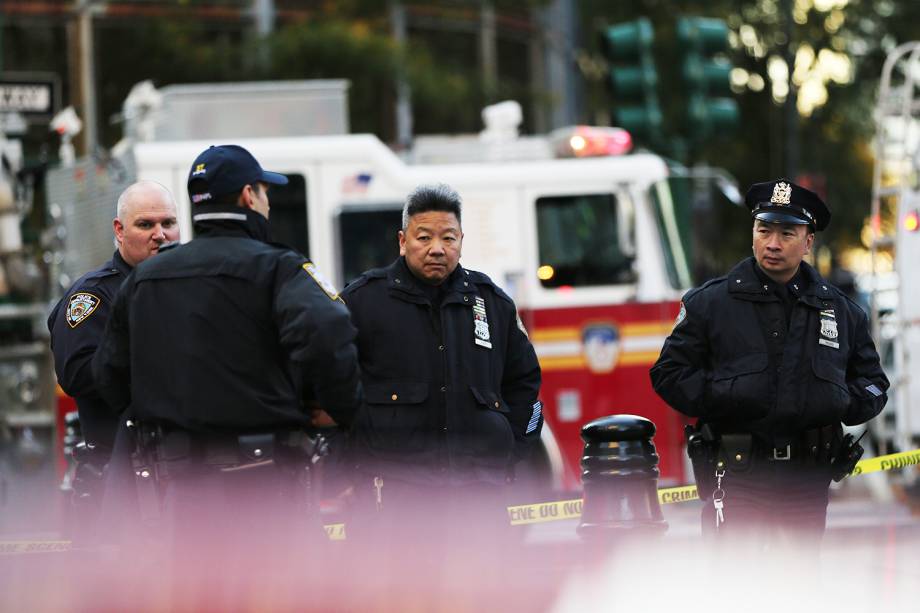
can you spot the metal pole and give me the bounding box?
[480,1,498,100]
[76,0,98,155]
[390,1,413,150]
[783,0,797,178]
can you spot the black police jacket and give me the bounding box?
[341,257,543,486]
[650,257,888,447]
[91,204,363,432]
[47,250,133,450]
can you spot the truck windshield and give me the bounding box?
[535,193,637,288]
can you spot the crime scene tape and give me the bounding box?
[506,448,920,526]
[5,449,919,552]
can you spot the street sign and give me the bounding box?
[0,73,61,119]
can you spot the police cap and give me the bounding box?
[744,178,830,232]
[187,144,288,205]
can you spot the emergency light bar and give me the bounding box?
[550,126,633,158]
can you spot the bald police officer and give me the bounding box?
[650,179,888,547]
[48,181,179,520]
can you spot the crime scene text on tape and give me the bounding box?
[505,448,920,526]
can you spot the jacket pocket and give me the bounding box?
[710,353,771,420]
[467,386,514,463]
[806,358,850,424]
[359,381,430,452]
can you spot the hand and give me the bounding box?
[310,408,338,428]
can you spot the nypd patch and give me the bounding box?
[66,292,101,328]
[302,262,340,301]
[674,301,687,329]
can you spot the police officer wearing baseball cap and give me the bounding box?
[651,178,888,549]
[92,145,363,590]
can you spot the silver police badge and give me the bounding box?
[818,308,839,349]
[473,296,492,349]
[66,292,100,328]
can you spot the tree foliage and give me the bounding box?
[581,0,920,266]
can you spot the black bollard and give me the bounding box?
[576,414,667,538]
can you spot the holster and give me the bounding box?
[685,423,719,499]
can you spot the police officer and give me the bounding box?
[91,145,363,591]
[341,183,542,563]
[650,179,888,546]
[48,181,179,519]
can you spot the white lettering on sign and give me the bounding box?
[0,84,52,113]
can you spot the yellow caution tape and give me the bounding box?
[5,449,919,550]
[850,449,920,476]
[504,448,920,526]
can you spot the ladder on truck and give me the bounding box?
[869,42,920,460]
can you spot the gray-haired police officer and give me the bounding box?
[48,181,179,532]
[91,145,363,586]
[650,178,888,547]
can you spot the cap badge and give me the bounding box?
[771,182,792,205]
[192,163,206,176]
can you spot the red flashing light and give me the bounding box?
[552,126,633,158]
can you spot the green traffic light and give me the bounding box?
[601,17,654,59]
[677,17,730,53]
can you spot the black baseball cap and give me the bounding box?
[744,178,830,232]
[187,144,288,204]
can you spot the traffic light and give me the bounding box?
[599,18,662,139]
[677,17,739,140]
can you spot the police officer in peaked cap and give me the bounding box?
[91,145,363,589]
[650,178,888,549]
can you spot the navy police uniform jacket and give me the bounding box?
[48,250,132,450]
[650,257,888,448]
[91,205,363,432]
[341,257,543,486]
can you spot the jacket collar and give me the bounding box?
[111,249,133,276]
[191,203,271,243]
[385,256,475,304]
[727,257,834,306]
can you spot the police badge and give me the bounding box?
[473,296,492,349]
[66,292,101,328]
[771,181,792,205]
[818,308,839,349]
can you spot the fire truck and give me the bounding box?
[45,81,696,491]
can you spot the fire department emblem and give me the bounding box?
[582,324,620,374]
[771,181,792,205]
[66,292,100,328]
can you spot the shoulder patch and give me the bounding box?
[673,301,687,329]
[516,312,529,338]
[303,263,340,301]
[66,292,101,328]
